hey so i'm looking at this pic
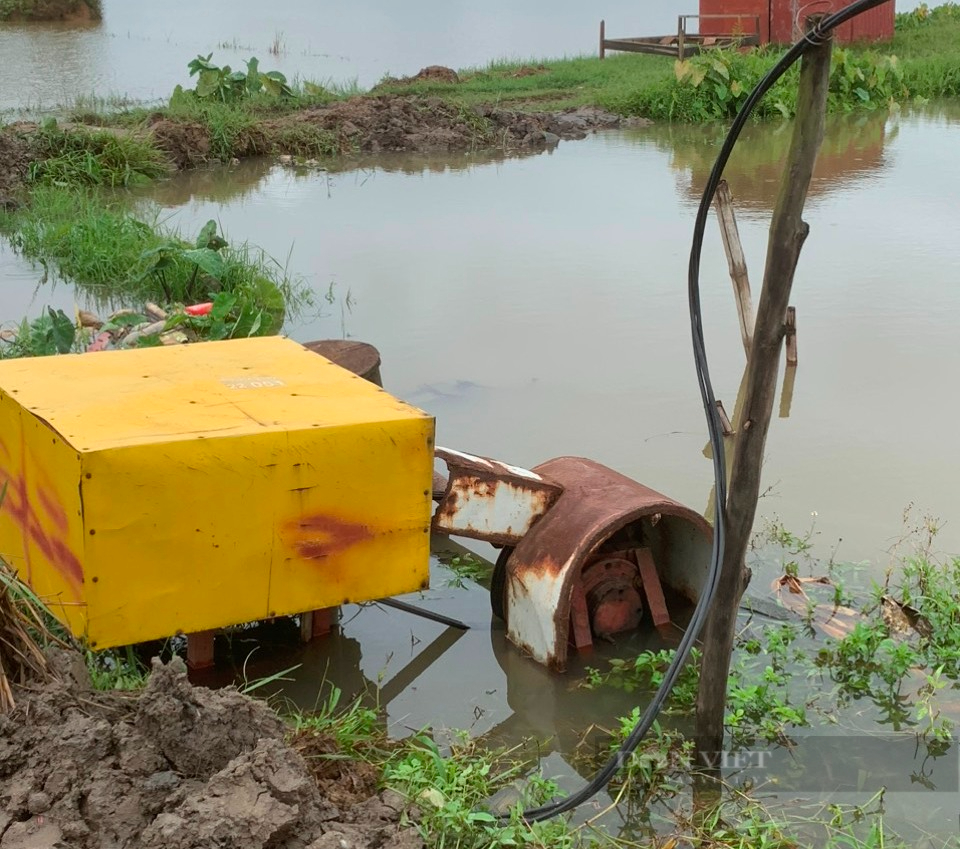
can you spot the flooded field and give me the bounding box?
[4,102,958,842]
[130,104,960,565]
[2,5,959,843]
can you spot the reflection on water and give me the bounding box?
[143,144,553,208]
[648,109,896,212]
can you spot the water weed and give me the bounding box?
[181,53,294,102]
[384,733,578,849]
[85,646,148,691]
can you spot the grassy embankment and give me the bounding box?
[0,0,100,21]
[18,2,955,175]
[0,121,308,356]
[380,3,960,120]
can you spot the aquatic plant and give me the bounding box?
[0,308,79,359]
[609,45,909,122]
[179,54,294,103]
[85,646,149,691]
[383,732,578,849]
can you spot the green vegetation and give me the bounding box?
[376,4,960,120]
[378,54,670,113]
[181,54,294,102]
[0,0,100,21]
[1,308,79,358]
[617,46,909,121]
[437,551,493,588]
[0,187,305,352]
[85,647,149,691]
[384,733,578,849]
[27,119,170,188]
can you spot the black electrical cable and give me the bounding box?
[499,0,890,824]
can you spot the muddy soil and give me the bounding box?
[0,133,30,210]
[0,651,421,849]
[264,96,643,156]
[2,92,649,181]
[0,0,99,22]
[143,95,646,166]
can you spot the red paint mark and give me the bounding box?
[37,487,69,533]
[288,514,373,561]
[0,442,83,595]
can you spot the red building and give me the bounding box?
[699,0,894,44]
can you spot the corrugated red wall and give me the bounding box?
[698,0,771,43]
[699,0,894,44]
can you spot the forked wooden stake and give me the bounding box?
[695,20,833,764]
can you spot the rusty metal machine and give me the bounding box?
[431,447,712,671]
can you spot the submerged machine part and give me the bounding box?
[432,451,713,670]
[432,447,563,545]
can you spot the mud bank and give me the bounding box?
[1,92,650,189]
[0,134,30,210]
[153,96,647,166]
[0,0,100,22]
[0,652,421,849]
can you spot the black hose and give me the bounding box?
[502,0,891,824]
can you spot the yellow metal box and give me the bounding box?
[0,336,434,649]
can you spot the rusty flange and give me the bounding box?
[499,456,713,671]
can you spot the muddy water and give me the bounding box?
[145,106,960,842]
[0,0,689,112]
[133,105,960,565]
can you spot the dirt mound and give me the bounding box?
[408,66,460,84]
[270,95,625,155]
[378,66,460,87]
[0,653,422,849]
[0,0,99,22]
[149,119,212,169]
[0,130,31,210]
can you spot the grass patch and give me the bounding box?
[27,120,171,188]
[0,186,308,345]
[380,53,670,112]
[287,686,584,847]
[365,6,960,120]
[85,647,149,691]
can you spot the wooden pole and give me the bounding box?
[600,20,606,59]
[694,21,833,765]
[714,180,755,359]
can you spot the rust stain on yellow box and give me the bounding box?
[0,336,435,648]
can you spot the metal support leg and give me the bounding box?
[186,630,215,670]
[300,607,338,642]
